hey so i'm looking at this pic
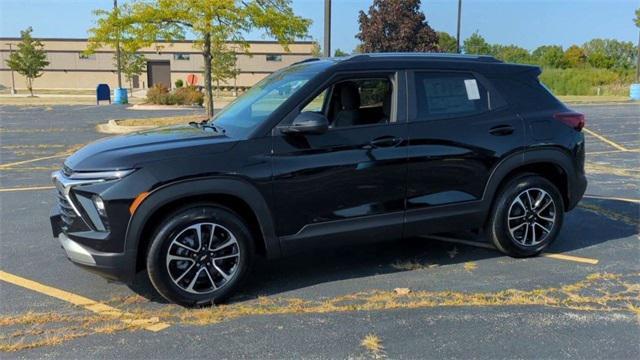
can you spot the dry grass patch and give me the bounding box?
[2,272,638,352]
[361,333,385,358]
[463,262,478,272]
[115,115,208,127]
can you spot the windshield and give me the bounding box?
[212,63,321,137]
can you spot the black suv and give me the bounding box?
[51,54,586,306]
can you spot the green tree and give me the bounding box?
[211,42,240,94]
[491,44,532,64]
[311,41,322,57]
[532,45,567,68]
[462,31,492,55]
[5,27,49,96]
[582,39,635,69]
[119,51,146,92]
[437,31,457,53]
[88,0,310,117]
[356,0,439,52]
[334,48,349,57]
[563,45,587,68]
[635,8,639,81]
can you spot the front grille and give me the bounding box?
[55,183,77,227]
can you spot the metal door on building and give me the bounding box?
[147,61,171,88]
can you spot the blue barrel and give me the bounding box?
[631,84,640,101]
[113,88,128,104]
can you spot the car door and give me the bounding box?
[271,71,409,253]
[404,70,524,236]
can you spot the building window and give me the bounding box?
[79,53,96,60]
[173,53,190,60]
[266,54,282,62]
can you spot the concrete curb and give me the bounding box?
[96,119,156,134]
[128,104,204,111]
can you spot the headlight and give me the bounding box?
[93,195,107,217]
[67,169,136,181]
[52,168,134,232]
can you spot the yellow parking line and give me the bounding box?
[0,270,170,332]
[0,185,55,193]
[541,253,599,265]
[0,154,66,169]
[583,194,640,204]
[583,128,628,151]
[424,235,599,265]
[587,149,640,155]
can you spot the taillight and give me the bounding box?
[554,111,585,131]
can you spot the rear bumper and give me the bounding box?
[567,172,587,210]
[51,209,136,283]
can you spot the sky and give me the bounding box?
[0,0,637,53]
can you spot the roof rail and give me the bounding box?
[291,57,321,66]
[344,53,502,63]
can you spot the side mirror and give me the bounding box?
[281,111,329,135]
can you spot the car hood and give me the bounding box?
[65,125,237,171]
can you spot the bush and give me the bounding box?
[540,67,634,96]
[146,84,203,106]
[174,86,204,106]
[175,79,184,88]
[146,84,169,103]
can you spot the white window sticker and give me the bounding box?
[464,79,480,100]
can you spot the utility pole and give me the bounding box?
[636,30,639,82]
[456,0,462,53]
[6,43,16,94]
[114,0,122,89]
[324,0,331,57]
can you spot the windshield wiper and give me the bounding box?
[189,119,225,133]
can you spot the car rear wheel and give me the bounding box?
[146,204,254,307]
[486,174,564,257]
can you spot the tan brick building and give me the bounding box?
[0,38,315,91]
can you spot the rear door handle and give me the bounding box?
[368,136,403,148]
[489,124,515,136]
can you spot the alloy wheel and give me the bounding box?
[507,188,556,246]
[165,222,240,294]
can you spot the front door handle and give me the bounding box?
[368,136,403,148]
[489,124,515,136]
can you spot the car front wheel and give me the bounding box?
[486,175,564,257]
[146,205,254,307]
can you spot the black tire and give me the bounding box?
[146,204,254,307]
[485,174,564,257]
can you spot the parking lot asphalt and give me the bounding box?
[0,103,638,359]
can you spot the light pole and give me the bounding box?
[324,0,331,57]
[114,0,122,89]
[456,0,462,53]
[6,43,16,94]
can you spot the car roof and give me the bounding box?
[294,53,539,77]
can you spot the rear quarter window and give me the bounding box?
[413,72,500,121]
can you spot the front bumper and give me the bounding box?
[51,208,136,283]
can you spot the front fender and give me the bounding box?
[124,176,279,262]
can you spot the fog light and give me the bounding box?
[93,196,106,217]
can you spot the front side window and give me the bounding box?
[213,63,323,137]
[414,72,489,121]
[298,76,394,129]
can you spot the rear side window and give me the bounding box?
[414,72,491,121]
